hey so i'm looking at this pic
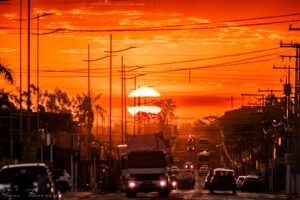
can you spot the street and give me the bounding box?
[61,134,291,200]
[62,189,290,200]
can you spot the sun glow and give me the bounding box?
[127,87,161,116]
[128,87,160,97]
[127,106,161,116]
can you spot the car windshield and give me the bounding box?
[0,167,48,183]
[128,151,167,168]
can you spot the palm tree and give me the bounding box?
[0,61,13,84]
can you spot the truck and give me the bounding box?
[197,150,211,170]
[118,135,173,198]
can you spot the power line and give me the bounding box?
[126,47,280,68]
[30,47,285,74]
[131,52,284,76]
[3,13,300,32]
[58,19,300,33]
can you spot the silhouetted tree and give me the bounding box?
[155,98,177,138]
[0,60,13,84]
[192,119,208,132]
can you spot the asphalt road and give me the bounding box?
[62,189,290,200]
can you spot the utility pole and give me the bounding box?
[288,30,300,196]
[124,73,144,135]
[34,13,57,163]
[134,77,136,135]
[240,93,265,107]
[37,13,41,162]
[87,44,92,154]
[109,34,112,170]
[121,56,124,144]
[19,0,23,146]
[26,0,31,162]
[124,64,127,143]
[280,34,300,195]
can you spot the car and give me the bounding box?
[241,175,264,193]
[186,145,195,152]
[177,171,195,189]
[198,165,209,176]
[184,162,194,171]
[236,175,246,189]
[209,168,237,194]
[169,166,180,175]
[53,169,72,193]
[203,170,213,190]
[0,163,60,200]
[173,157,180,163]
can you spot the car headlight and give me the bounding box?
[160,180,167,187]
[128,181,136,188]
[171,180,177,187]
[159,174,168,187]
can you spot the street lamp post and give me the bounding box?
[83,46,110,189]
[19,0,23,145]
[104,35,136,169]
[121,56,124,144]
[34,13,63,162]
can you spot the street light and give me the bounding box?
[82,44,109,136]
[82,45,110,191]
[104,34,136,168]
[32,13,64,163]
[14,11,62,162]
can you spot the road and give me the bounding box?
[63,172,290,200]
[62,136,291,200]
[63,189,290,200]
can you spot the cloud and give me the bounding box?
[58,49,86,54]
[0,47,17,53]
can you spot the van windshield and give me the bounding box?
[128,151,167,168]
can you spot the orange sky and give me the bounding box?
[1,0,300,123]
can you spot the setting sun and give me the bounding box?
[127,106,161,116]
[128,87,160,97]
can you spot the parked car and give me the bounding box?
[203,170,213,190]
[241,175,264,193]
[0,163,60,200]
[209,168,237,194]
[53,169,71,193]
[177,170,195,189]
[236,175,246,189]
[198,165,209,176]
